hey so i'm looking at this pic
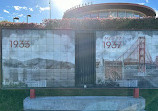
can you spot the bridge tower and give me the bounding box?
[156,56,158,69]
[138,37,146,73]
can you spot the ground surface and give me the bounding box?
[0,89,158,111]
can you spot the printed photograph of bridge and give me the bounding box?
[96,31,158,88]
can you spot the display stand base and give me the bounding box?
[24,96,145,111]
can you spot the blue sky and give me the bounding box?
[0,0,158,23]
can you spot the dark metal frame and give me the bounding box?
[1,28,158,89]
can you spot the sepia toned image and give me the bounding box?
[96,31,158,88]
[2,29,75,88]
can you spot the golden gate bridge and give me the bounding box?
[101,36,158,80]
[115,37,154,73]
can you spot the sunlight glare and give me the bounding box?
[53,0,82,11]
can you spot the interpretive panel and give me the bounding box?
[96,31,158,88]
[2,29,75,88]
[2,29,158,88]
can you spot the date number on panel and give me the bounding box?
[10,40,30,48]
[103,41,122,48]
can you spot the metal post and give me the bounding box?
[13,17,19,23]
[49,0,51,19]
[133,88,139,98]
[30,89,36,99]
[27,15,31,23]
[27,16,28,23]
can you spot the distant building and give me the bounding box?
[63,3,156,19]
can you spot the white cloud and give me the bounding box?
[12,13,18,15]
[0,17,4,19]
[23,6,27,10]
[14,6,28,11]
[36,5,50,12]
[36,5,39,8]
[146,0,149,3]
[14,6,20,10]
[29,8,33,11]
[39,7,50,12]
[138,3,145,5]
[3,9,9,13]
[18,14,23,17]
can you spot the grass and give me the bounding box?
[0,89,158,111]
[0,89,29,111]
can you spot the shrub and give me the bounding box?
[0,22,44,29]
[43,17,158,30]
[0,17,158,30]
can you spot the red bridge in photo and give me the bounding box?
[115,37,154,73]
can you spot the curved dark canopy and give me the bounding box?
[63,3,156,18]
